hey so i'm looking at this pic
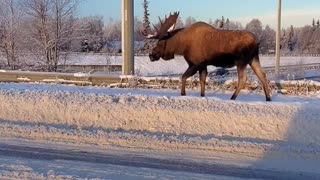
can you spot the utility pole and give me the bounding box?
[122,0,134,75]
[275,0,281,79]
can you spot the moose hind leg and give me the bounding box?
[199,66,208,97]
[181,65,198,96]
[231,64,247,100]
[250,58,271,101]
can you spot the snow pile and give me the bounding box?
[0,83,319,160]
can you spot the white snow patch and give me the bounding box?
[17,77,31,81]
[73,72,89,77]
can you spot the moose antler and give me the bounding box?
[143,12,180,39]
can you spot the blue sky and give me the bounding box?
[79,0,320,28]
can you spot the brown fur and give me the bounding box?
[149,22,271,101]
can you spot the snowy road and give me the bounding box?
[1,139,319,180]
[0,142,234,180]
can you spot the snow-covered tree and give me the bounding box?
[185,16,196,27]
[219,16,225,29]
[0,0,23,69]
[288,25,296,52]
[260,25,276,54]
[23,0,79,71]
[142,0,152,52]
[245,19,263,42]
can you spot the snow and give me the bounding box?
[73,72,90,77]
[0,81,320,179]
[60,54,320,76]
[139,56,319,77]
[0,55,320,179]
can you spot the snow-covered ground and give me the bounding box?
[0,82,320,179]
[60,54,320,76]
[0,55,320,179]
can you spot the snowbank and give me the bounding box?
[0,83,319,160]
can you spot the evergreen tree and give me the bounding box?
[312,18,316,27]
[225,18,230,29]
[288,25,295,51]
[142,0,152,52]
[317,20,320,28]
[219,16,225,29]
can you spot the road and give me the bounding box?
[0,140,319,180]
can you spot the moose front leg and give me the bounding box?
[181,65,198,96]
[199,66,208,97]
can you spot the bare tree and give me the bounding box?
[52,0,79,70]
[309,27,320,53]
[23,0,79,71]
[71,16,105,53]
[23,0,51,70]
[175,17,184,28]
[208,17,242,30]
[296,26,314,53]
[260,25,276,54]
[81,16,104,52]
[134,17,143,41]
[245,19,263,42]
[208,18,214,26]
[134,16,145,54]
[104,18,121,53]
[184,16,196,27]
[227,21,243,30]
[0,0,23,69]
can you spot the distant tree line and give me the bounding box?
[0,0,319,71]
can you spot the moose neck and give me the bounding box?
[165,28,186,56]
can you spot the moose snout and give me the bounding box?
[149,54,155,61]
[149,53,160,62]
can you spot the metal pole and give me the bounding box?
[122,0,134,75]
[275,0,281,79]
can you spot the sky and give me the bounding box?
[79,0,320,29]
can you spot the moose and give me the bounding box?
[145,12,271,101]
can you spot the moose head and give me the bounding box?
[144,12,180,61]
